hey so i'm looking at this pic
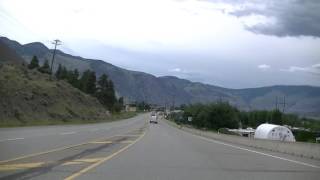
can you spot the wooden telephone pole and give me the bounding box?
[50,39,61,75]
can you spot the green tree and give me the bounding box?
[113,97,124,112]
[55,64,63,79]
[95,74,116,109]
[79,70,96,95]
[87,71,97,94]
[67,69,79,88]
[28,56,39,69]
[271,109,283,125]
[182,103,239,130]
[38,59,51,74]
[60,66,68,79]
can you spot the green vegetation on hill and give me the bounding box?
[170,103,320,142]
[0,62,137,127]
[0,38,136,127]
[0,63,110,126]
[54,63,124,112]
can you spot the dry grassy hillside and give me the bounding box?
[0,39,110,126]
[0,63,109,126]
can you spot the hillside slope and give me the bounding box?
[0,42,108,125]
[1,37,319,117]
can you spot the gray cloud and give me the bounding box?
[204,0,320,37]
[280,63,320,75]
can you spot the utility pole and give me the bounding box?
[279,96,287,113]
[172,95,175,110]
[50,39,61,75]
[275,96,278,110]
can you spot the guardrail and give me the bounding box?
[166,120,320,160]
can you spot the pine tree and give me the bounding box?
[96,73,117,110]
[38,59,51,74]
[67,69,80,88]
[97,74,108,91]
[28,56,39,69]
[79,70,96,95]
[60,66,68,79]
[55,64,63,79]
[87,71,96,94]
[79,70,90,92]
[73,69,79,79]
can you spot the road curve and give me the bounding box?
[78,118,320,180]
[0,114,147,162]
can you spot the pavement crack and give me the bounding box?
[0,137,128,180]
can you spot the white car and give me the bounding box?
[150,113,158,124]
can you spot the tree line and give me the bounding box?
[28,56,51,74]
[28,55,123,112]
[171,102,320,132]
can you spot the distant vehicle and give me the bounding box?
[150,112,158,124]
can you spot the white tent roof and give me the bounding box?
[254,123,281,139]
[254,123,295,142]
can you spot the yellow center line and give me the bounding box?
[62,158,104,166]
[0,143,89,164]
[0,129,145,164]
[119,140,135,144]
[89,141,113,144]
[64,131,146,180]
[114,134,140,137]
[0,162,45,171]
[0,157,107,171]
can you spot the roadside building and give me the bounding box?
[125,103,137,112]
[228,128,255,138]
[254,123,295,142]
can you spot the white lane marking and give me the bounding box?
[0,138,25,142]
[59,132,76,135]
[192,133,320,169]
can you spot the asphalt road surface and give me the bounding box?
[0,113,319,180]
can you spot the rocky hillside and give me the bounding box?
[1,37,319,118]
[0,41,108,125]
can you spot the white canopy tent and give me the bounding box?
[254,123,295,142]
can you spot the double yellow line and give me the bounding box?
[0,130,146,179]
[0,142,91,164]
[65,131,146,180]
[0,129,145,164]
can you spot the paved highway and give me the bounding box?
[0,113,319,180]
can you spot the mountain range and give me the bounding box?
[1,37,319,118]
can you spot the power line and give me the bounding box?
[50,39,61,75]
[275,96,287,113]
[279,96,287,113]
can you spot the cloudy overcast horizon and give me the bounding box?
[0,0,319,88]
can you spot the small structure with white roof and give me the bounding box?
[254,123,295,142]
[228,128,255,138]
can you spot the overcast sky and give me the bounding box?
[0,0,319,88]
